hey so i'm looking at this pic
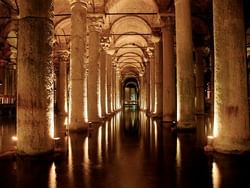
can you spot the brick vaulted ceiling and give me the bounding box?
[0,0,250,78]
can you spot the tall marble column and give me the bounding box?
[57,50,69,115]
[87,16,102,122]
[175,0,195,129]
[162,17,176,122]
[212,0,250,153]
[106,55,113,114]
[154,41,163,116]
[69,0,88,131]
[112,64,116,112]
[195,49,205,114]
[149,51,155,114]
[17,0,54,155]
[115,67,121,110]
[146,62,150,113]
[100,50,106,117]
[139,75,144,110]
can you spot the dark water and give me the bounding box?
[0,108,250,188]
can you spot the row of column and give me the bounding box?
[16,0,122,155]
[140,0,250,153]
[16,0,250,155]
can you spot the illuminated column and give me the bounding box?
[139,75,144,110]
[146,62,150,112]
[175,0,195,129]
[87,16,102,122]
[195,49,205,114]
[149,50,155,114]
[154,41,163,116]
[57,50,69,115]
[116,67,121,109]
[17,0,54,155]
[100,50,106,117]
[69,0,88,131]
[106,55,113,114]
[212,0,250,153]
[112,64,117,111]
[162,17,176,122]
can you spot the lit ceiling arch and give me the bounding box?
[110,16,152,35]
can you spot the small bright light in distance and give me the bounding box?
[12,136,18,141]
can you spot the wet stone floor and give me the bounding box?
[0,107,250,188]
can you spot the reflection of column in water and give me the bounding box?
[49,162,56,188]
[97,126,102,164]
[212,161,221,188]
[154,120,158,150]
[68,137,74,186]
[105,121,108,158]
[176,137,181,167]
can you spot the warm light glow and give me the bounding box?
[68,137,73,184]
[207,135,214,145]
[177,93,181,121]
[176,137,181,167]
[105,121,108,154]
[98,126,102,163]
[11,136,17,141]
[213,113,219,137]
[49,162,56,188]
[154,120,158,149]
[83,136,89,164]
[212,161,221,188]
[53,137,60,140]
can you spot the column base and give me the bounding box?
[69,121,88,133]
[205,138,250,154]
[176,121,196,132]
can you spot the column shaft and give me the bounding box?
[69,1,88,130]
[213,0,250,153]
[57,51,69,115]
[154,42,163,116]
[150,55,155,114]
[106,55,113,113]
[195,50,205,114]
[162,18,176,122]
[100,50,106,117]
[175,0,195,128]
[17,0,54,155]
[87,17,102,122]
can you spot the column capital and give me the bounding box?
[88,16,104,32]
[70,0,88,9]
[100,35,111,50]
[56,50,70,62]
[161,17,174,33]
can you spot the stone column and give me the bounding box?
[212,0,250,153]
[87,16,102,122]
[162,17,176,122]
[100,50,106,117]
[69,0,88,131]
[17,0,54,155]
[57,50,69,115]
[116,67,121,110]
[112,64,116,111]
[146,62,150,113]
[149,51,155,114]
[106,55,113,114]
[175,0,195,129]
[139,75,144,110]
[195,49,205,114]
[154,41,163,116]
